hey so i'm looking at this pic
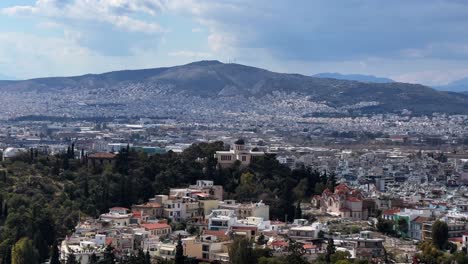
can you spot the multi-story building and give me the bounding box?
[131,201,163,219]
[100,207,132,226]
[319,184,368,220]
[208,209,237,231]
[219,200,269,220]
[215,139,265,168]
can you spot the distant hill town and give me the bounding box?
[0,61,467,119]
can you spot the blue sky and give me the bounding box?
[1,0,468,85]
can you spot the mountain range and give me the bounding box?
[312,72,394,83]
[0,60,466,117]
[435,77,468,93]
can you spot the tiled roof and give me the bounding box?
[141,223,171,230]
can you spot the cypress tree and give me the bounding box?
[2,245,12,264]
[89,253,98,264]
[175,234,184,264]
[49,240,60,264]
[145,251,151,264]
[66,253,78,264]
[325,237,335,264]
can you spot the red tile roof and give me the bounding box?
[141,223,171,230]
[383,209,400,215]
[346,197,362,202]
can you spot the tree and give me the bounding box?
[145,251,151,264]
[49,240,60,264]
[66,253,79,264]
[11,237,39,264]
[376,218,394,235]
[89,253,98,264]
[325,238,335,264]
[174,234,185,264]
[2,245,12,264]
[326,173,336,192]
[432,220,449,250]
[229,238,255,264]
[285,239,308,264]
[257,234,267,246]
[33,232,48,261]
[103,245,115,264]
[396,218,408,237]
[294,202,302,220]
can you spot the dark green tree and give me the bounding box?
[229,238,255,264]
[11,237,39,264]
[89,253,98,264]
[145,251,151,264]
[103,245,116,264]
[325,237,335,264]
[175,234,185,264]
[66,253,79,264]
[294,202,302,219]
[432,220,449,250]
[285,239,308,264]
[49,240,60,264]
[257,234,267,246]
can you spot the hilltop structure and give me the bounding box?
[215,139,265,168]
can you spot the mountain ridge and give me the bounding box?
[312,72,394,83]
[435,77,468,92]
[0,60,466,116]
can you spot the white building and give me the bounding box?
[208,209,237,231]
[215,139,265,168]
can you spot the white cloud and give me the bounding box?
[2,0,166,34]
[168,50,212,58]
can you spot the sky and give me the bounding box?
[1,0,468,86]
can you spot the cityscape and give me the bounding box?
[1,1,468,264]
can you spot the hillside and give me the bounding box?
[0,60,466,117]
[313,72,394,83]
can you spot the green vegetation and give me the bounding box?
[431,220,449,250]
[0,142,335,262]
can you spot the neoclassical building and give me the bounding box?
[215,139,265,168]
[313,183,368,220]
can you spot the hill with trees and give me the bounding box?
[0,142,334,263]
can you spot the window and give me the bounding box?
[202,245,209,252]
[242,156,247,161]
[221,155,232,161]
